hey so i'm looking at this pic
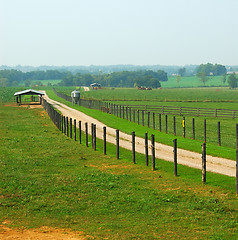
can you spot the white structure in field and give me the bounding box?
[71,90,80,105]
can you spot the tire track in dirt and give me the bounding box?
[43,93,236,177]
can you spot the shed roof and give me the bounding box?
[90,83,101,87]
[14,89,45,96]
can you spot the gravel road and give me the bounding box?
[43,93,236,177]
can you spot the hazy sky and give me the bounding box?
[1,0,238,66]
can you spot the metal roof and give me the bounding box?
[14,89,45,96]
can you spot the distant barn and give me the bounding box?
[90,83,101,90]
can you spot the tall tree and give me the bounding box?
[197,72,209,86]
[228,73,237,89]
[176,75,181,87]
[178,68,186,77]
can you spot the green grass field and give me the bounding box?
[162,75,228,88]
[63,87,238,103]
[0,103,237,239]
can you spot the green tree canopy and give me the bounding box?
[178,68,186,77]
[228,73,237,89]
[197,72,209,86]
[197,63,227,76]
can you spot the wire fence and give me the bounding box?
[41,96,238,193]
[53,88,238,149]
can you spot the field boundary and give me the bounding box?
[53,88,238,118]
[53,88,238,148]
[41,94,238,193]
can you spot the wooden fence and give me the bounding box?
[53,88,238,118]
[107,104,238,118]
[42,97,238,193]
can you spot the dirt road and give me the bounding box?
[43,93,236,177]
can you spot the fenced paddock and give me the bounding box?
[115,104,238,118]
[42,97,238,193]
[53,88,238,149]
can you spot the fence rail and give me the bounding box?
[113,104,238,119]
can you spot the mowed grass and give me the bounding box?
[0,104,238,239]
[162,75,228,88]
[74,86,238,102]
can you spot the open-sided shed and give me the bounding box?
[14,89,44,105]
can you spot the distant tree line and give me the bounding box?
[196,63,227,76]
[228,73,238,89]
[58,70,168,88]
[0,69,67,87]
[195,63,227,86]
[0,69,168,88]
[0,64,200,76]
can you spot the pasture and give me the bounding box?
[53,87,238,153]
[68,87,238,105]
[0,92,238,239]
[162,75,228,88]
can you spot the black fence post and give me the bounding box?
[74,119,76,141]
[94,124,96,151]
[66,117,69,137]
[91,123,94,149]
[79,121,81,144]
[165,115,168,134]
[218,121,221,146]
[85,122,88,147]
[70,118,72,139]
[132,131,135,164]
[116,129,119,159]
[64,116,66,135]
[137,110,140,125]
[151,134,155,171]
[202,142,206,184]
[103,126,106,155]
[183,117,185,138]
[133,110,135,123]
[193,118,195,140]
[145,132,149,166]
[173,139,177,176]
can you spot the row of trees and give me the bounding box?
[58,70,168,88]
[0,69,167,88]
[0,69,67,87]
[196,63,227,76]
[228,73,238,89]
